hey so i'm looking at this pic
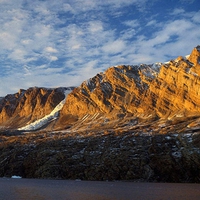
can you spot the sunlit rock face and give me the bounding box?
[57,46,200,129]
[58,65,155,120]
[0,87,67,129]
[150,46,200,118]
[1,46,200,131]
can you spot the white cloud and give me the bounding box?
[101,40,126,55]
[21,39,32,45]
[146,20,157,26]
[133,18,200,63]
[45,47,58,53]
[0,32,16,50]
[171,8,185,15]
[192,10,200,23]
[120,29,138,40]
[0,0,199,96]
[49,56,58,61]
[88,21,104,33]
[63,3,74,13]
[8,49,26,61]
[71,44,81,50]
[123,20,139,28]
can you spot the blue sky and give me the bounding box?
[0,0,199,96]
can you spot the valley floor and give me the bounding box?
[0,178,200,200]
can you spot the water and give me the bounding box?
[0,178,200,200]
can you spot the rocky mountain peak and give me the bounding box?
[1,46,200,131]
[187,46,200,75]
[56,46,200,131]
[0,87,71,129]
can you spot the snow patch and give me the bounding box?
[11,175,22,178]
[172,151,182,158]
[151,62,162,72]
[18,89,72,131]
[185,54,190,59]
[165,136,171,140]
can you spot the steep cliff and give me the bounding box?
[56,46,200,130]
[0,87,70,129]
[1,46,200,131]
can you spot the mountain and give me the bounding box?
[55,45,200,131]
[0,87,74,130]
[0,46,200,182]
[1,46,200,131]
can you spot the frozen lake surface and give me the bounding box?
[0,178,200,200]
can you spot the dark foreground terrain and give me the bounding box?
[0,118,200,183]
[0,178,200,200]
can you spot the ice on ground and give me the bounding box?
[11,175,22,178]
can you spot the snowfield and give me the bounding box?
[18,89,72,131]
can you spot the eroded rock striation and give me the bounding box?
[56,46,200,130]
[1,46,200,131]
[0,87,69,129]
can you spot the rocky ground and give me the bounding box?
[0,117,200,183]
